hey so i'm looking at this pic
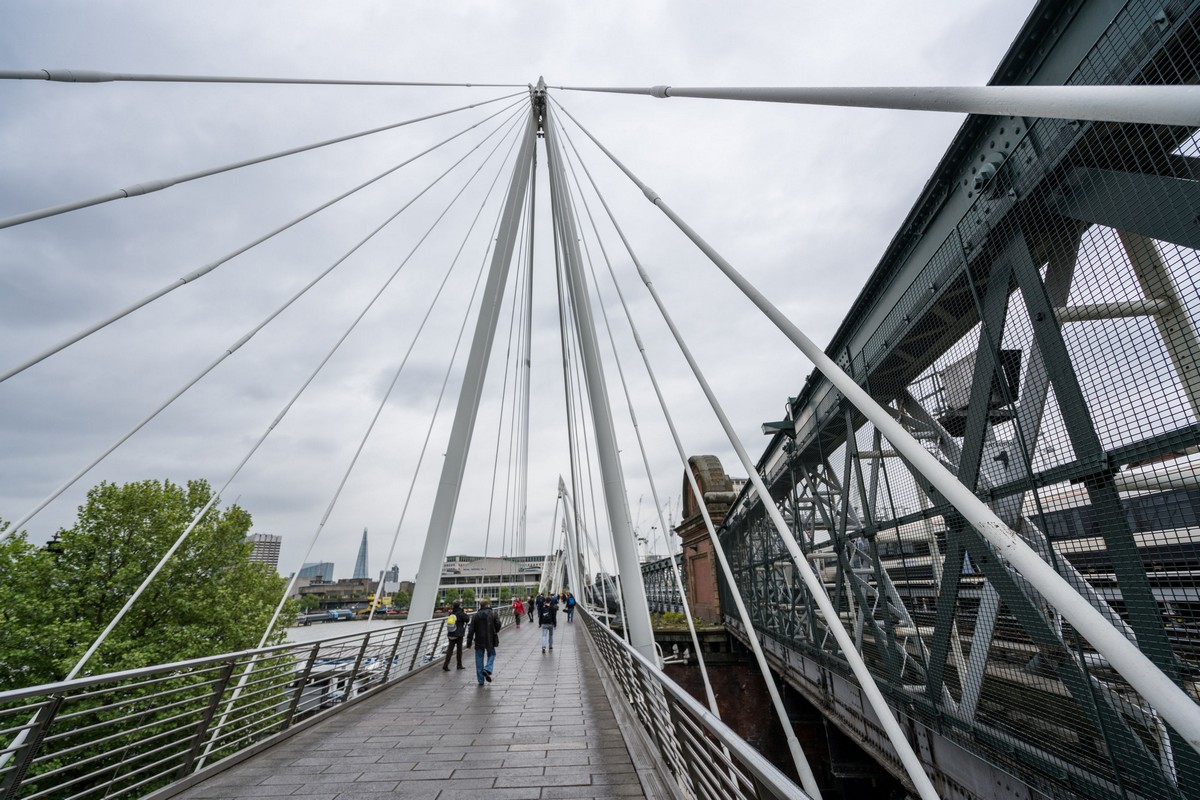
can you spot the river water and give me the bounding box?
[285,618,405,645]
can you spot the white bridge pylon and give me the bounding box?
[409,82,656,662]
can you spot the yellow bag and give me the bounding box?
[446,613,457,627]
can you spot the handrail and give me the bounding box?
[0,609,513,800]
[579,606,810,800]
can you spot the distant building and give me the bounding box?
[299,562,335,581]
[297,577,378,610]
[436,555,545,604]
[246,533,281,570]
[352,529,369,579]
[287,576,322,599]
[383,564,400,593]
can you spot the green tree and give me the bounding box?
[299,594,322,612]
[461,587,476,606]
[0,527,59,689]
[394,590,410,609]
[0,479,291,690]
[499,586,511,602]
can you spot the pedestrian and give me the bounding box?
[466,597,501,686]
[442,600,466,671]
[527,595,536,623]
[512,596,524,628]
[538,595,558,653]
[565,592,576,622]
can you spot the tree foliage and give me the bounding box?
[0,479,291,690]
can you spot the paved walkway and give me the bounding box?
[174,614,648,799]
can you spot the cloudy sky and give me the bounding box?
[0,1,1038,584]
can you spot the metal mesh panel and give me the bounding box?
[719,2,1200,797]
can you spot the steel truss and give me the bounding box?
[719,2,1200,798]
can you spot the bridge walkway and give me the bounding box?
[171,616,650,800]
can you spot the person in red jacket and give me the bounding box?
[512,597,524,628]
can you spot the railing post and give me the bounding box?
[408,621,430,672]
[177,661,237,778]
[282,642,321,729]
[381,627,404,683]
[0,696,63,800]
[429,620,446,666]
[341,634,373,704]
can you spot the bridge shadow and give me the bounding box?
[168,618,649,799]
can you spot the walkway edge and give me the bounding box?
[579,625,684,800]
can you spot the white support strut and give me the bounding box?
[557,84,1200,127]
[410,109,537,620]
[543,95,657,662]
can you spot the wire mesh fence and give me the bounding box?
[719,2,1200,798]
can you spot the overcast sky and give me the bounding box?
[0,1,1039,584]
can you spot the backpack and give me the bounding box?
[446,613,457,627]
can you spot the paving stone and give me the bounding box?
[435,789,541,800]
[260,771,364,785]
[541,785,648,799]
[495,771,593,788]
[181,784,300,798]
[287,780,400,795]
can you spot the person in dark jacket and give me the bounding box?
[442,600,466,671]
[538,597,558,653]
[466,598,501,686]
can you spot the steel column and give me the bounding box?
[542,101,655,660]
[410,108,537,620]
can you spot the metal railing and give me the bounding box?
[0,610,516,800]
[579,607,809,800]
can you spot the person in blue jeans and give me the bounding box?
[466,598,501,686]
[565,592,576,622]
[538,597,558,653]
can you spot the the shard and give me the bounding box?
[352,528,369,580]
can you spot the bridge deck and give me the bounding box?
[173,618,648,799]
